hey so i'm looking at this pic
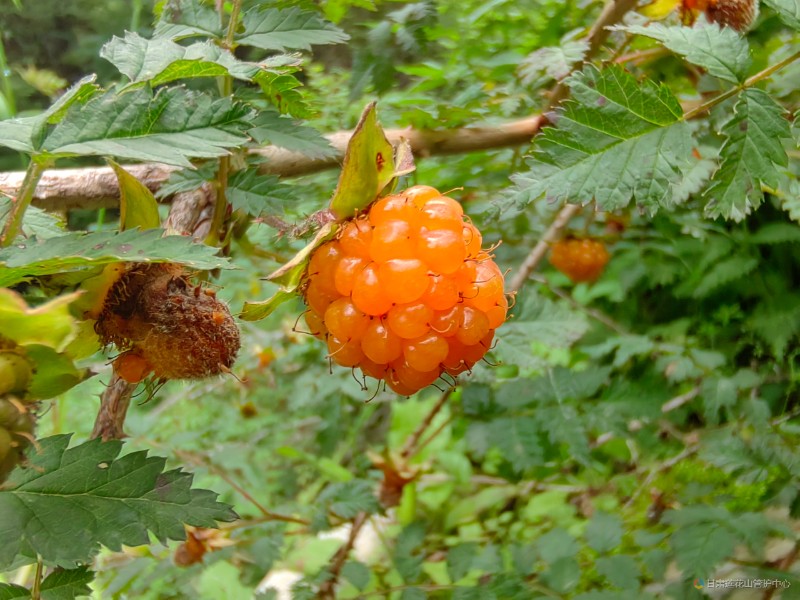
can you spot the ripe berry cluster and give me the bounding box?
[303,186,508,395]
[549,237,610,283]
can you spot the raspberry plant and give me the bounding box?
[0,0,799,598]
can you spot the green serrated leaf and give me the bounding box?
[667,520,735,578]
[0,76,99,154]
[238,7,349,51]
[249,110,335,159]
[494,292,589,371]
[40,566,93,600]
[0,229,231,287]
[329,102,400,219]
[0,435,237,569]
[317,479,379,522]
[690,255,758,298]
[763,0,800,29]
[154,0,224,40]
[42,87,253,168]
[42,75,100,125]
[0,197,64,240]
[616,23,751,83]
[519,40,589,86]
[228,170,297,217]
[341,561,371,591]
[254,70,314,118]
[109,161,161,231]
[156,163,217,199]
[101,33,300,88]
[447,543,478,582]
[705,89,791,221]
[595,555,640,590]
[584,512,623,554]
[513,65,691,213]
[702,376,739,425]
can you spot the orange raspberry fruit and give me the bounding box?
[303,186,508,395]
[549,237,610,283]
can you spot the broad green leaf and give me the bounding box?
[329,102,396,219]
[705,89,791,220]
[0,435,237,569]
[667,521,735,577]
[0,288,78,351]
[0,229,231,287]
[689,255,758,297]
[763,0,800,29]
[101,33,301,87]
[0,584,28,599]
[615,23,751,83]
[227,170,297,217]
[42,75,100,125]
[0,116,43,153]
[40,566,94,600]
[238,7,349,51]
[154,0,224,40]
[0,76,99,154]
[109,161,161,231]
[447,543,478,582]
[313,479,379,528]
[595,555,640,590]
[494,292,589,372]
[702,376,738,424]
[536,528,580,563]
[239,288,297,322]
[519,40,589,86]
[513,65,692,213]
[25,345,88,400]
[249,110,335,159]
[42,87,253,168]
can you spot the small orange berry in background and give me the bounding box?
[302,186,508,395]
[549,237,610,283]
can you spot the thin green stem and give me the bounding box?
[0,37,16,116]
[0,158,48,247]
[684,50,800,121]
[31,556,43,600]
[206,0,243,246]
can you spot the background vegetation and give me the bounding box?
[0,0,799,598]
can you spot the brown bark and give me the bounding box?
[0,117,544,211]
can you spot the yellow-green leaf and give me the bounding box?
[109,160,161,231]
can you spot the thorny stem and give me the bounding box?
[316,512,369,599]
[400,387,453,460]
[0,159,48,247]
